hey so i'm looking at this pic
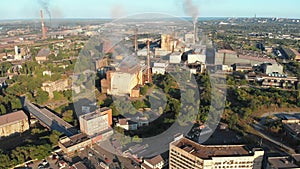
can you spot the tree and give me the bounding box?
[0,104,6,115]
[140,85,148,95]
[49,130,62,146]
[11,98,22,110]
[35,90,49,104]
[62,110,74,123]
[228,113,239,129]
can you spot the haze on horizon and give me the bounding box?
[0,0,299,20]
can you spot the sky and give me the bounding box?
[0,0,299,20]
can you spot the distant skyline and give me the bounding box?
[0,0,299,20]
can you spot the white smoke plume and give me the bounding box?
[183,0,199,25]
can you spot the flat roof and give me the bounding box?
[172,138,253,159]
[61,133,90,148]
[0,110,27,127]
[80,107,110,121]
[268,156,299,168]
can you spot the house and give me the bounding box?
[141,155,165,169]
[116,116,149,131]
[0,110,29,138]
[117,118,138,131]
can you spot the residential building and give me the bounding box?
[0,110,29,138]
[58,133,92,155]
[79,107,112,136]
[41,78,70,98]
[141,155,165,169]
[169,137,264,169]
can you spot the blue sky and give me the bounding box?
[0,0,299,19]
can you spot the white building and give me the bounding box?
[79,108,112,136]
[261,63,283,75]
[169,137,264,169]
[187,54,206,64]
[152,62,168,75]
[142,155,165,169]
[169,52,182,64]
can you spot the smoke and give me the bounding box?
[38,0,52,26]
[183,0,199,25]
[111,4,126,19]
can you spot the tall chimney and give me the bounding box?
[194,22,197,44]
[146,40,152,83]
[134,27,138,55]
[40,10,46,39]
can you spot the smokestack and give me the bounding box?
[40,10,46,39]
[194,21,198,44]
[134,27,138,55]
[183,0,199,44]
[146,40,152,83]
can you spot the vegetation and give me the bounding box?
[0,127,61,168]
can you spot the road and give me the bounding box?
[252,122,295,154]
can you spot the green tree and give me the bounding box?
[35,90,49,104]
[0,104,6,115]
[49,130,62,146]
[11,98,22,110]
[62,110,74,123]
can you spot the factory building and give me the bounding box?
[169,137,264,169]
[161,34,173,51]
[185,33,195,44]
[101,57,144,97]
[187,54,206,64]
[152,62,168,75]
[169,52,183,64]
